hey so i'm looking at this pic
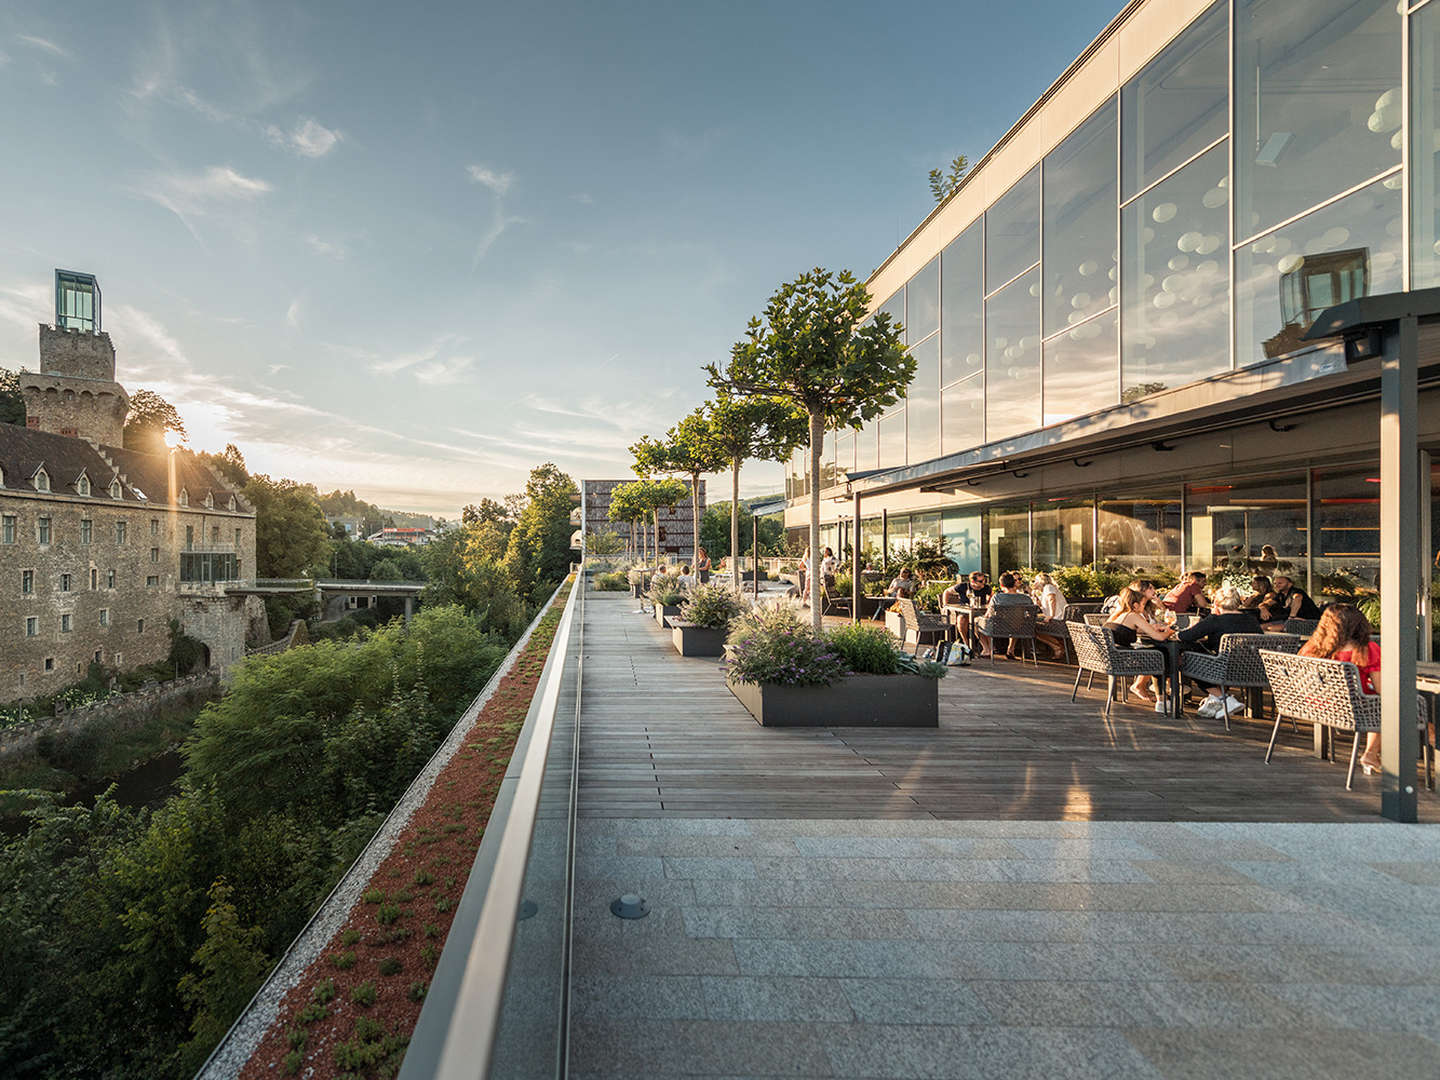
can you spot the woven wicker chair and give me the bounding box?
[895,597,948,657]
[820,574,852,618]
[1069,623,1166,719]
[1082,612,1110,627]
[1283,618,1320,637]
[1065,602,1105,622]
[1258,650,1434,790]
[976,602,1040,665]
[1179,632,1305,730]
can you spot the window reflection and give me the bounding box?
[985,505,1030,574]
[879,289,904,338]
[856,419,878,472]
[1314,466,1381,597]
[1032,499,1095,569]
[942,375,983,456]
[836,433,855,478]
[941,222,984,385]
[905,257,939,344]
[1121,143,1229,400]
[985,267,1041,440]
[985,166,1040,291]
[1121,0,1227,199]
[1044,101,1116,336]
[1411,3,1440,287]
[1235,175,1399,365]
[1235,0,1399,241]
[1184,475,1307,582]
[1043,310,1116,426]
[878,411,906,469]
[1099,495,1181,575]
[905,334,940,464]
[942,507,984,574]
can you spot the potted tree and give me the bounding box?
[724,607,944,727]
[670,582,747,656]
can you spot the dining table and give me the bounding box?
[1131,637,1185,719]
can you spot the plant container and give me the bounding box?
[670,621,727,657]
[726,673,938,727]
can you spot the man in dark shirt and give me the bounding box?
[1177,588,1260,718]
[1265,575,1321,625]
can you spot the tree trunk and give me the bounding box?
[730,457,741,591]
[691,473,701,571]
[808,411,823,633]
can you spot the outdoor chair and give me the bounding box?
[1283,618,1320,637]
[1258,650,1433,791]
[820,575,852,618]
[976,602,1039,666]
[1082,612,1110,627]
[1179,632,1305,730]
[1065,603,1104,622]
[1068,623,1166,720]
[1172,612,1200,630]
[895,597,948,657]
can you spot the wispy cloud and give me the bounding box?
[573,192,595,205]
[370,334,475,385]
[266,117,343,158]
[466,164,514,196]
[285,299,302,328]
[135,165,273,240]
[304,233,346,260]
[16,34,70,59]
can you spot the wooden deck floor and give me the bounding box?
[578,590,1437,822]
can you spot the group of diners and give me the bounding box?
[931,570,1071,661]
[1132,568,1322,628]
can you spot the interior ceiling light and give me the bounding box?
[1256,132,1292,166]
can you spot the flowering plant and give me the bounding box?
[680,583,747,630]
[723,604,846,686]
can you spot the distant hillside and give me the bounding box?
[314,488,435,532]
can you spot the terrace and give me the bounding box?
[399,580,1440,1080]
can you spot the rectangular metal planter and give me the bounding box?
[671,622,727,657]
[726,673,938,727]
[654,603,682,629]
[884,609,905,639]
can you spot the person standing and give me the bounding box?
[695,546,712,584]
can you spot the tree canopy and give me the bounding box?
[123,389,188,454]
[0,367,24,425]
[928,153,970,205]
[242,473,332,579]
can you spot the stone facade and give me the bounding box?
[21,326,129,445]
[580,478,705,557]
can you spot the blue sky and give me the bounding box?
[0,0,1119,518]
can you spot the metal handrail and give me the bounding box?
[404,576,583,1080]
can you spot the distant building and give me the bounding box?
[0,271,261,701]
[366,526,433,547]
[578,479,705,557]
[326,516,363,537]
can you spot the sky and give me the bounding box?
[0,0,1120,519]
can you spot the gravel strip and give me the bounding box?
[195,584,568,1080]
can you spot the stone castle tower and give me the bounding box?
[20,271,129,446]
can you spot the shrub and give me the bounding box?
[377,902,401,925]
[680,583,747,630]
[594,571,629,591]
[407,980,428,1002]
[914,580,948,613]
[312,978,336,1004]
[340,929,360,946]
[894,652,948,679]
[723,605,846,687]
[647,580,688,608]
[362,888,385,905]
[296,1004,328,1025]
[351,980,378,1007]
[413,869,434,886]
[378,956,403,976]
[282,1049,303,1075]
[287,1028,307,1050]
[826,623,900,675]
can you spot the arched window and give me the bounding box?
[227,495,237,511]
[33,468,49,493]
[76,474,90,496]
[203,492,214,509]
[178,488,189,507]
[109,479,121,499]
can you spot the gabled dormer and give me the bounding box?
[74,470,91,496]
[203,492,214,509]
[177,487,189,507]
[32,465,50,493]
[227,494,237,512]
[109,478,122,499]
[0,464,5,487]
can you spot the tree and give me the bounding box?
[634,410,730,567]
[461,498,512,528]
[242,474,331,579]
[369,557,403,581]
[503,463,578,602]
[699,501,786,560]
[928,154,970,205]
[0,367,24,425]
[608,481,648,562]
[199,443,249,487]
[123,389,188,454]
[640,477,689,562]
[703,396,806,588]
[587,529,626,556]
[707,268,911,629]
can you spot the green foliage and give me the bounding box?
[377,956,403,976]
[826,623,901,674]
[407,980,428,1002]
[282,1049,303,1074]
[168,618,209,675]
[593,571,629,591]
[312,977,337,1003]
[244,473,331,579]
[351,980,378,1007]
[928,153,970,205]
[914,580,948,613]
[503,463,579,604]
[723,605,846,687]
[646,579,688,608]
[332,1016,407,1074]
[887,538,957,582]
[587,529,626,556]
[198,444,249,488]
[893,652,949,679]
[0,365,26,425]
[369,557,404,582]
[123,388,188,454]
[175,879,271,1075]
[332,951,357,970]
[421,527,531,641]
[679,583,747,630]
[376,902,401,925]
[699,501,785,558]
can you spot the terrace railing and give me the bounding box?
[398,573,584,1080]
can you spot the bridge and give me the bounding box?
[221,578,427,620]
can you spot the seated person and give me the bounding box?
[940,575,967,608]
[1163,571,1210,614]
[1104,584,1178,703]
[1244,574,1275,612]
[1177,586,1261,718]
[976,572,1036,659]
[963,571,992,607]
[1300,604,1381,774]
[886,566,918,598]
[1031,571,1069,660]
[674,564,696,588]
[1262,575,1321,627]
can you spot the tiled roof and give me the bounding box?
[102,444,250,513]
[0,423,134,500]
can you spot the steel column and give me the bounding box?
[853,491,862,624]
[1422,450,1434,663]
[1380,315,1420,822]
[882,508,889,571]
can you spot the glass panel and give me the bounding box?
[1313,465,1379,601]
[856,419,878,472]
[1121,0,1227,199]
[1413,3,1440,287]
[822,427,837,490]
[910,512,942,545]
[1032,498,1095,570]
[941,374,984,455]
[879,288,905,337]
[942,507,984,575]
[985,165,1040,291]
[984,267,1041,440]
[1235,0,1399,241]
[860,516,884,557]
[1043,310,1117,426]
[878,411,906,468]
[941,221,984,385]
[1183,474,1307,585]
[1044,100,1117,335]
[1121,143,1229,400]
[905,334,940,464]
[1099,494,1182,576]
[1235,175,1400,366]
[837,433,855,477]
[985,505,1030,575]
[905,257,940,344]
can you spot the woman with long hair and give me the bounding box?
[1105,584,1177,702]
[1300,604,1382,774]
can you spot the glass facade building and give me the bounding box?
[785,0,1440,643]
